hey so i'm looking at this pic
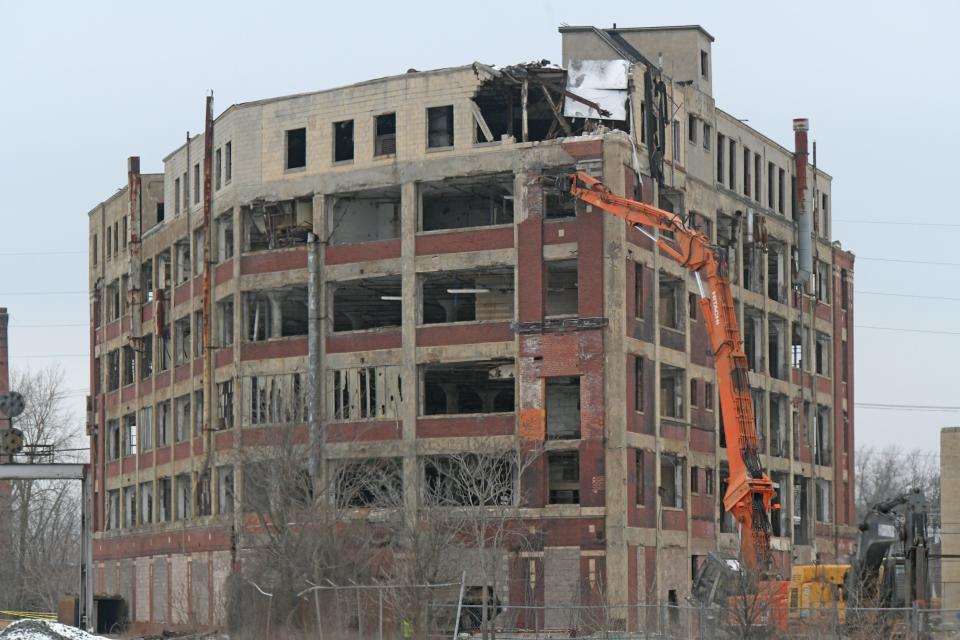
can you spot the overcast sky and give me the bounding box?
[1,0,956,454]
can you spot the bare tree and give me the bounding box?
[1,366,84,612]
[856,445,939,522]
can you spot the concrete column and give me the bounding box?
[400,182,419,518]
[601,142,630,618]
[268,292,283,338]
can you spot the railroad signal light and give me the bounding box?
[1,427,24,454]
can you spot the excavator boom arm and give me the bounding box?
[559,172,776,571]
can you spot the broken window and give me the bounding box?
[246,372,306,425]
[690,379,698,408]
[217,465,234,515]
[815,478,831,523]
[705,467,714,495]
[328,185,400,244]
[791,322,805,370]
[770,472,788,537]
[687,114,697,144]
[174,394,191,442]
[243,198,312,251]
[815,261,831,304]
[139,481,153,525]
[547,451,580,505]
[332,275,402,332]
[218,296,234,346]
[122,345,135,386]
[754,153,761,203]
[423,454,515,506]
[139,406,153,451]
[196,469,212,517]
[123,413,137,457]
[840,268,849,310]
[174,177,181,214]
[142,259,154,303]
[215,147,222,190]
[703,122,711,150]
[156,202,165,224]
[374,113,396,156]
[92,233,98,266]
[778,168,786,214]
[743,307,763,373]
[244,285,308,340]
[123,485,136,528]
[333,120,354,162]
[193,390,203,437]
[421,268,514,324]
[193,227,204,275]
[336,458,403,508]
[794,476,810,543]
[542,168,578,219]
[217,380,234,430]
[728,140,736,189]
[545,260,578,317]
[768,315,786,380]
[770,394,787,458]
[719,464,735,533]
[635,357,645,413]
[107,349,120,391]
[159,334,170,371]
[182,172,188,210]
[658,272,684,331]
[660,455,684,509]
[815,332,831,376]
[156,249,172,290]
[225,142,232,183]
[636,450,646,505]
[174,316,191,364]
[716,134,725,184]
[194,311,204,358]
[285,127,306,169]
[175,473,192,520]
[690,465,699,494]
[767,162,776,209]
[330,365,402,421]
[106,279,120,322]
[743,147,751,197]
[158,477,172,522]
[660,365,684,420]
[546,376,580,440]
[107,418,120,461]
[421,173,513,231]
[751,388,766,453]
[815,406,831,466]
[140,334,153,379]
[217,211,234,261]
[767,241,785,302]
[634,263,644,318]
[427,105,454,148]
[193,163,201,205]
[106,489,120,530]
[421,359,514,416]
[700,50,709,79]
[157,400,170,447]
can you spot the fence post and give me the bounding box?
[379,587,384,640]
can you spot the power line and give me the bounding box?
[10,323,86,328]
[858,290,960,302]
[0,250,85,256]
[857,402,960,412]
[10,354,88,359]
[856,325,960,336]
[857,256,960,268]
[835,219,960,228]
[0,291,86,296]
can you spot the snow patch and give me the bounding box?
[0,620,108,640]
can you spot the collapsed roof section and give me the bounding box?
[470,60,631,145]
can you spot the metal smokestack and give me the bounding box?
[794,118,813,288]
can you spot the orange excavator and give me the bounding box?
[554,171,778,577]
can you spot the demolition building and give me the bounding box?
[87,24,856,631]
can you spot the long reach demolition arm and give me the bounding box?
[556,171,776,571]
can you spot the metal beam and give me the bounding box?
[0,463,85,480]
